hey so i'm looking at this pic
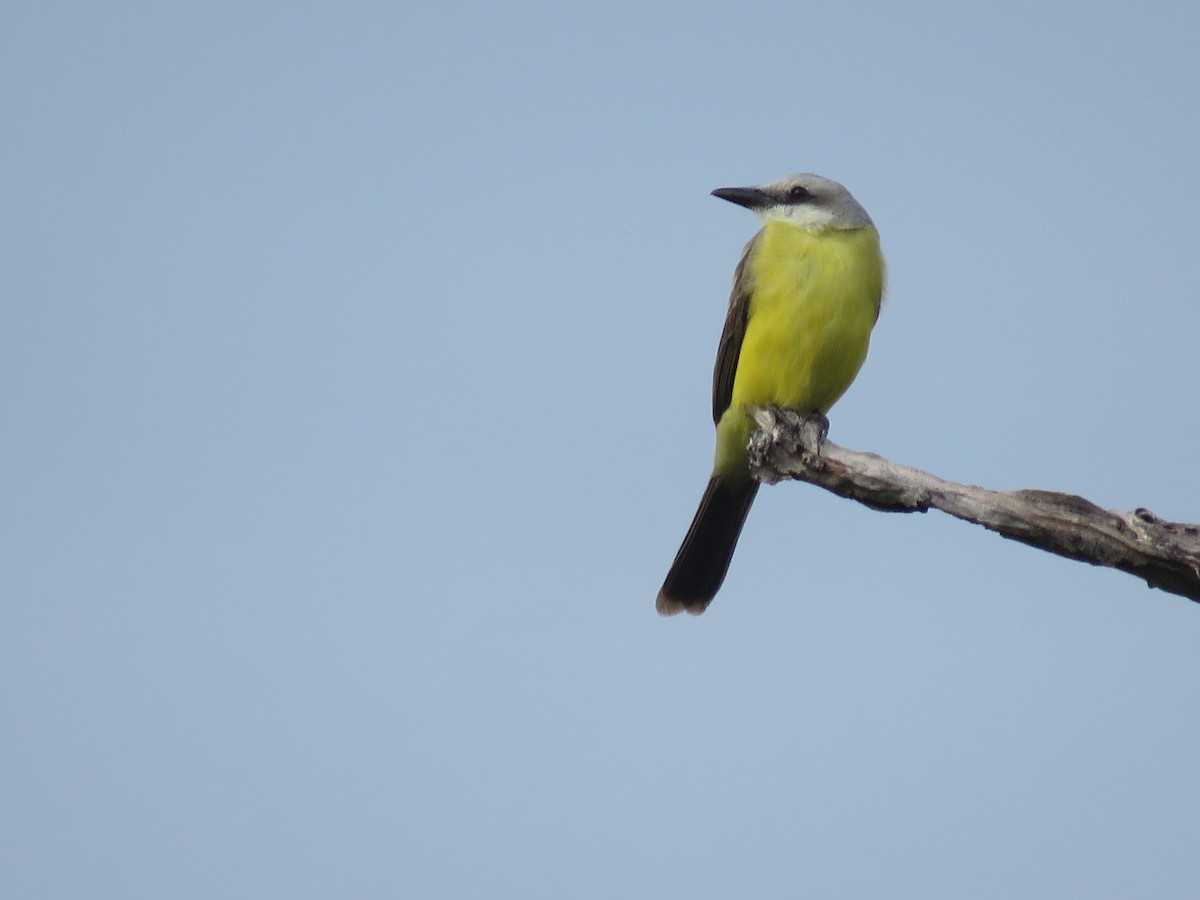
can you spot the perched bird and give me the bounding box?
[657,173,885,615]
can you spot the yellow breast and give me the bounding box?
[714,219,884,476]
[734,219,883,412]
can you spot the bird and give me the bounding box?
[657,173,885,615]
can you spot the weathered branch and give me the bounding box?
[747,408,1200,605]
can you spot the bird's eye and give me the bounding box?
[788,185,813,202]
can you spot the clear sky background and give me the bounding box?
[4,1,1200,897]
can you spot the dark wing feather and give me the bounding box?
[711,231,760,424]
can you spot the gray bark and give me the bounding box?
[747,408,1200,605]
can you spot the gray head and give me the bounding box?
[711,172,874,230]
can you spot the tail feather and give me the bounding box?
[657,476,758,615]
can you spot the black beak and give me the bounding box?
[711,186,771,210]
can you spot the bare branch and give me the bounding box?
[747,408,1200,605]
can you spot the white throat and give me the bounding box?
[759,203,839,231]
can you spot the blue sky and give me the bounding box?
[4,1,1200,897]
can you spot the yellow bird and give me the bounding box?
[658,173,885,615]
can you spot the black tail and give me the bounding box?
[657,476,759,615]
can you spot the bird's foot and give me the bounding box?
[796,409,829,456]
[750,407,828,466]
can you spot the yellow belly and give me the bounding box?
[715,219,884,475]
